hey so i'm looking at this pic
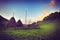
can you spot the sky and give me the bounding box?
[0,0,60,24]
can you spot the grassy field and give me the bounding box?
[4,28,40,40]
[39,22,56,39]
[4,22,56,40]
[5,28,40,37]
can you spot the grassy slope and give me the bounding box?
[39,22,56,38]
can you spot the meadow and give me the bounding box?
[4,22,56,40]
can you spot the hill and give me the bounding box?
[0,15,8,30]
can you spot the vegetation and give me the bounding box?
[0,12,60,40]
[5,28,40,37]
[4,21,56,40]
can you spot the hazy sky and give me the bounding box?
[0,0,60,24]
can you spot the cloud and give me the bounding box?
[36,10,49,21]
[35,0,56,22]
[36,10,54,21]
[49,0,56,7]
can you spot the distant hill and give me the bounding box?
[38,12,60,40]
[43,12,60,21]
[0,15,8,30]
[7,17,16,27]
[0,15,24,28]
[17,19,23,27]
[0,15,8,22]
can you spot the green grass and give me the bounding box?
[39,22,56,38]
[4,22,56,39]
[5,28,40,37]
